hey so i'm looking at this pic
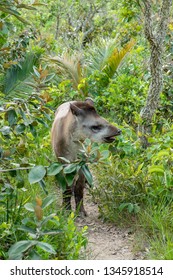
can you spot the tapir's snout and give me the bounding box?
[103,127,122,143]
[116,129,122,135]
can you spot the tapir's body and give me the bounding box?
[51,98,121,216]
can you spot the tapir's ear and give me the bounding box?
[85,97,94,107]
[70,103,83,116]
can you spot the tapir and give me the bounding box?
[51,98,121,216]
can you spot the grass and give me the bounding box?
[137,201,173,259]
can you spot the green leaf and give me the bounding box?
[128,203,134,213]
[33,66,40,78]
[148,165,164,174]
[8,240,37,260]
[157,150,170,157]
[65,172,76,186]
[47,162,63,176]
[36,242,56,254]
[58,157,70,163]
[0,126,11,135]
[16,172,25,188]
[119,203,129,212]
[42,195,56,209]
[64,163,77,174]
[55,172,67,191]
[29,250,41,260]
[22,217,35,225]
[28,165,46,184]
[15,124,25,134]
[18,225,36,235]
[81,164,93,186]
[29,124,37,137]
[40,213,57,226]
[44,73,55,82]
[7,109,17,126]
[24,203,35,212]
[100,150,109,159]
[39,179,48,195]
[4,53,40,97]
[41,230,62,235]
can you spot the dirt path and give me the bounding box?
[76,194,137,260]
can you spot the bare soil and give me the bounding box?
[76,194,139,260]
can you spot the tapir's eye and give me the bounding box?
[90,125,102,132]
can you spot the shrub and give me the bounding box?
[92,121,173,223]
[7,197,88,260]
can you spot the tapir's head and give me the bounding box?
[70,98,121,143]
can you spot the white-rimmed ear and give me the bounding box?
[70,103,83,116]
[85,97,94,106]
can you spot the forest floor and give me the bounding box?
[76,193,145,260]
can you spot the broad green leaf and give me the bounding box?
[65,172,76,186]
[29,250,41,260]
[0,126,11,135]
[42,195,56,209]
[55,172,66,191]
[24,203,35,212]
[18,225,36,234]
[39,179,48,195]
[41,213,57,226]
[8,240,37,260]
[64,163,77,174]
[28,165,46,184]
[81,164,93,186]
[15,124,25,134]
[29,124,37,137]
[37,242,56,254]
[119,203,129,212]
[22,217,35,225]
[7,109,17,126]
[100,150,109,159]
[47,162,63,176]
[128,203,134,213]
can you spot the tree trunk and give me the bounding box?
[138,0,172,147]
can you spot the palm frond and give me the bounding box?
[87,39,135,86]
[87,39,117,72]
[3,53,40,98]
[103,39,136,80]
[49,54,85,93]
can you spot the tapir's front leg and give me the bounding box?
[74,170,87,216]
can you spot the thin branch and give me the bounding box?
[0,167,35,173]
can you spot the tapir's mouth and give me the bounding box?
[103,130,122,143]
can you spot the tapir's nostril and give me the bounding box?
[117,129,122,134]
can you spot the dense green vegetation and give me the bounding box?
[0,0,173,259]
